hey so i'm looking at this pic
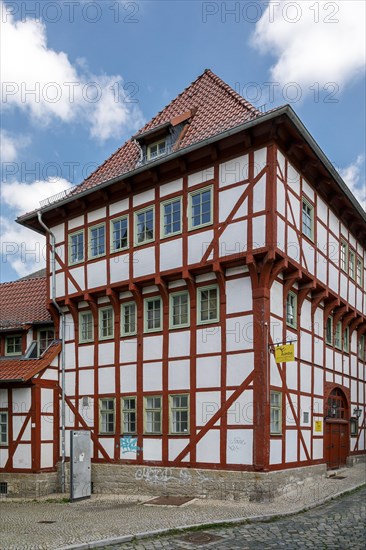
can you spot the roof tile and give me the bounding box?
[0,276,51,330]
[0,341,61,382]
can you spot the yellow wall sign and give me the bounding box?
[274,344,295,363]
[314,421,323,432]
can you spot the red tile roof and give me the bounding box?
[0,276,51,330]
[0,341,61,382]
[69,69,262,195]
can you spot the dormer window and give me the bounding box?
[147,139,167,160]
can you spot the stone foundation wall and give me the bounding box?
[347,454,366,467]
[0,471,58,498]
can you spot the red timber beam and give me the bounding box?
[342,310,357,331]
[349,316,365,337]
[333,305,348,328]
[107,288,121,460]
[129,283,143,464]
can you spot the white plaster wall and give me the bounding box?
[110,254,130,284]
[98,342,114,366]
[143,362,162,391]
[79,345,94,368]
[226,277,252,314]
[160,238,183,271]
[219,155,248,187]
[120,364,137,393]
[253,174,266,213]
[12,388,31,412]
[110,198,128,216]
[134,246,155,278]
[79,369,94,395]
[98,367,116,394]
[168,330,190,358]
[133,189,154,207]
[285,430,297,462]
[226,316,253,352]
[13,444,32,469]
[219,220,248,257]
[270,439,282,465]
[196,391,221,426]
[120,339,137,364]
[143,335,163,361]
[219,184,247,223]
[226,429,253,464]
[160,178,183,197]
[168,360,190,390]
[196,355,221,388]
[196,429,220,463]
[196,326,222,355]
[188,166,214,187]
[188,230,213,264]
[252,215,266,249]
[87,260,107,288]
[13,416,31,441]
[142,438,162,461]
[226,352,254,386]
[87,207,106,223]
[168,438,189,461]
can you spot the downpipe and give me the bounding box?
[37,211,66,493]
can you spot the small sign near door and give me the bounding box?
[314,420,323,432]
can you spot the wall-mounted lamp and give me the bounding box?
[353,407,362,419]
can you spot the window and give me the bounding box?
[189,186,213,230]
[121,302,137,336]
[270,391,282,435]
[89,224,106,258]
[144,396,162,434]
[326,316,333,345]
[334,321,342,350]
[340,240,348,272]
[327,388,346,419]
[99,398,115,434]
[358,335,365,360]
[286,292,297,328]
[349,249,356,280]
[144,297,162,332]
[99,307,114,340]
[356,257,363,286]
[170,394,189,434]
[5,335,22,356]
[197,285,219,324]
[302,198,314,240]
[39,329,54,355]
[147,139,166,160]
[169,291,189,329]
[135,207,154,245]
[343,327,349,353]
[111,216,128,252]
[79,311,93,343]
[161,198,182,237]
[350,417,358,437]
[0,413,8,445]
[122,397,137,434]
[69,230,84,265]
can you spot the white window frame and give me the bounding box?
[358,335,365,360]
[134,206,155,246]
[286,291,297,328]
[121,396,137,435]
[356,257,363,287]
[270,391,282,435]
[38,328,54,355]
[302,197,314,241]
[343,326,350,353]
[0,412,8,446]
[121,301,137,337]
[79,311,94,343]
[169,394,189,435]
[110,215,129,253]
[326,316,333,346]
[161,197,182,238]
[188,185,213,231]
[144,297,162,333]
[5,335,22,356]
[144,395,162,434]
[99,398,115,435]
[197,285,219,325]
[340,239,348,272]
[99,306,114,340]
[147,139,167,160]
[69,230,84,265]
[89,223,106,259]
[334,321,342,350]
[349,249,356,280]
[169,291,190,329]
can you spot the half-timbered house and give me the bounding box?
[3,70,365,496]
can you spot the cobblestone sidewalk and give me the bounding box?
[0,463,365,550]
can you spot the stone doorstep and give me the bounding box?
[326,467,349,478]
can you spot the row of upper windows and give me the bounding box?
[99,394,188,436]
[79,286,219,342]
[1,330,54,357]
[68,186,213,265]
[302,199,364,287]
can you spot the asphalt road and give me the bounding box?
[102,485,366,549]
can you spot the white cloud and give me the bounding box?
[251,1,365,91]
[0,129,30,163]
[0,6,144,141]
[339,154,366,210]
[1,178,73,276]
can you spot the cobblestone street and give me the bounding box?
[102,486,366,550]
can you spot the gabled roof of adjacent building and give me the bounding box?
[0,341,61,382]
[0,275,51,330]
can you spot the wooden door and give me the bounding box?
[325,422,349,469]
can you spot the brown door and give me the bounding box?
[325,422,349,469]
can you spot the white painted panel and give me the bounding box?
[188,229,213,265]
[168,331,190,358]
[227,389,253,425]
[226,429,253,465]
[196,327,221,355]
[160,238,182,272]
[196,355,221,388]
[41,388,54,413]
[302,179,314,201]
[68,215,84,230]
[301,332,312,363]
[65,342,76,370]
[270,355,282,387]
[195,273,216,283]
[271,281,283,318]
[252,215,266,249]
[254,147,267,175]
[188,166,214,187]
[196,429,220,463]
[110,198,129,216]
[142,438,162,461]
[87,260,107,289]
[300,430,311,461]
[98,438,114,459]
[0,448,9,468]
[168,360,190,390]
[226,352,254,386]
[143,362,162,391]
[133,189,154,207]
[286,362,297,391]
[270,439,282,465]
[143,335,163,361]
[65,371,76,396]
[314,367,323,395]
[316,258,326,288]
[317,197,327,223]
[41,415,54,441]
[79,345,94,368]
[277,217,285,252]
[328,211,339,237]
[286,394,297,426]
[287,227,301,263]
[12,388,31,412]
[79,369,94,395]
[219,220,247,257]
[120,339,137,364]
[52,222,65,244]
[88,207,106,223]
[13,444,32,469]
[120,364,137,393]
[160,178,183,197]
[196,391,221,426]
[55,244,65,266]
[98,342,114,366]
[277,178,286,217]
[219,155,248,187]
[55,273,65,298]
[226,277,252,314]
[312,438,323,459]
[286,161,300,195]
[285,430,297,462]
[226,316,253,352]
[110,254,130,284]
[253,175,266,214]
[303,242,315,273]
[134,246,155,278]
[300,363,312,394]
[168,438,189,461]
[98,367,116,394]
[219,184,248,223]
[13,416,31,441]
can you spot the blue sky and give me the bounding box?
[1,0,365,282]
